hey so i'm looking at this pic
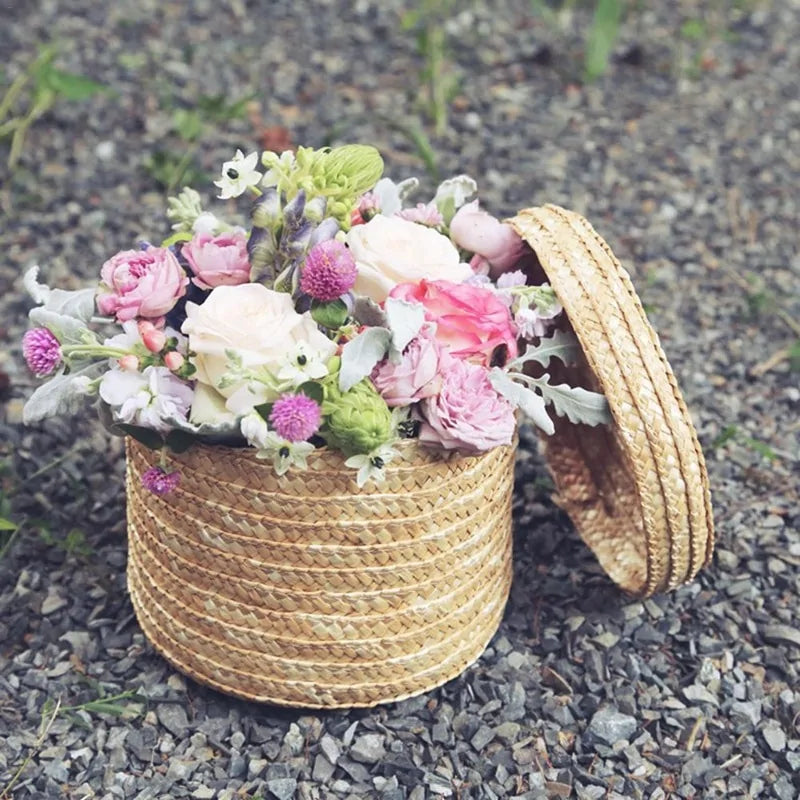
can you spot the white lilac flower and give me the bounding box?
[496,270,528,290]
[277,343,330,385]
[514,304,563,340]
[369,177,420,217]
[214,150,263,200]
[254,430,315,476]
[99,366,194,433]
[344,444,398,488]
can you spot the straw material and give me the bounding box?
[510,204,714,596]
[125,436,515,708]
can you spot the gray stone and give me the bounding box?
[760,722,786,752]
[230,731,246,750]
[763,625,800,648]
[586,708,637,745]
[470,725,495,751]
[283,723,304,755]
[228,753,246,779]
[266,777,298,800]
[312,753,336,782]
[248,757,268,780]
[166,759,197,781]
[320,734,341,765]
[156,704,189,737]
[43,759,69,782]
[350,733,386,764]
[191,788,216,800]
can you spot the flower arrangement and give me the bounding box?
[21,144,611,490]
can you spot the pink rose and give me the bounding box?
[97,247,188,322]
[390,279,518,366]
[181,231,250,290]
[417,358,516,453]
[449,200,528,277]
[371,325,447,406]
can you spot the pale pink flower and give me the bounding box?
[181,231,250,290]
[97,247,188,322]
[396,202,443,227]
[449,200,528,277]
[417,359,516,453]
[389,279,517,366]
[371,325,447,406]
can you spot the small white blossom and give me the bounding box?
[344,444,398,488]
[240,411,270,449]
[277,343,330,385]
[255,431,315,476]
[214,150,262,200]
[261,150,296,188]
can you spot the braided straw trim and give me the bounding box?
[126,437,515,707]
[510,205,714,596]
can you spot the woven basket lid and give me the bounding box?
[509,204,714,597]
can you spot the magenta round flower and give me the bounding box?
[371,325,446,406]
[269,393,322,442]
[141,466,181,496]
[22,328,62,376]
[97,246,188,322]
[181,231,250,290]
[417,358,516,453]
[300,240,357,301]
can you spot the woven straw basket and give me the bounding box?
[124,204,714,708]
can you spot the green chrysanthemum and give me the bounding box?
[320,358,393,456]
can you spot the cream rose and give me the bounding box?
[181,283,335,409]
[346,215,472,303]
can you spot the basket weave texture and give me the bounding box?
[510,205,715,597]
[125,436,515,708]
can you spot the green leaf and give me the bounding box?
[172,108,204,141]
[253,402,274,421]
[510,331,580,370]
[710,424,738,450]
[584,0,623,82]
[165,429,196,454]
[680,19,707,41]
[489,369,554,435]
[529,375,612,427]
[298,381,324,405]
[339,328,392,392]
[114,424,164,450]
[0,517,17,532]
[385,297,425,354]
[789,339,800,371]
[311,298,349,330]
[39,66,109,100]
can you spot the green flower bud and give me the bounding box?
[320,363,393,456]
[166,187,204,232]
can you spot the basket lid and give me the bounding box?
[508,204,714,597]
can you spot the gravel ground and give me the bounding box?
[1,1,799,798]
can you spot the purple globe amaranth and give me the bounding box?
[22,328,62,377]
[269,393,322,442]
[141,466,181,496]
[299,240,357,302]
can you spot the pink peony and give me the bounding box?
[417,358,516,453]
[390,279,518,366]
[371,325,447,406]
[97,247,188,322]
[181,231,250,290]
[449,200,528,277]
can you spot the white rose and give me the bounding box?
[346,215,472,303]
[181,283,336,402]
